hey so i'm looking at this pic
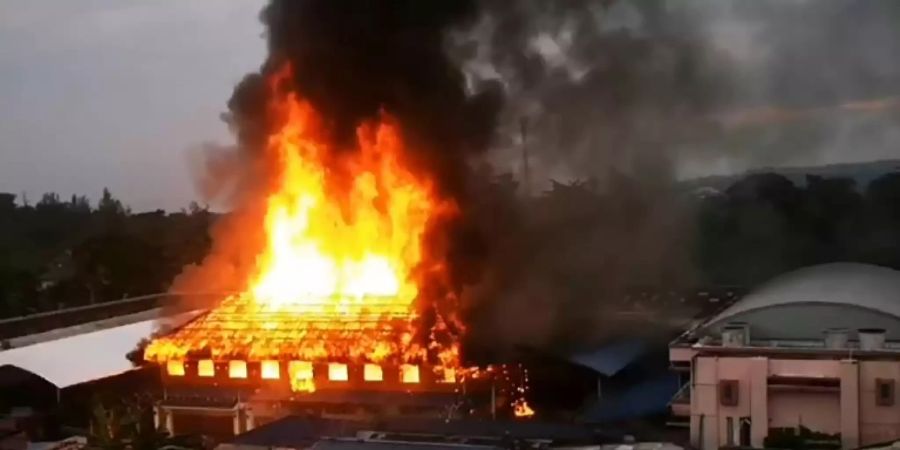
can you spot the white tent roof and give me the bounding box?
[0,319,155,388]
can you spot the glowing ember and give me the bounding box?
[513,399,535,418]
[198,360,215,377]
[364,364,383,382]
[144,65,463,392]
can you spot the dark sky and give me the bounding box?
[0,0,265,211]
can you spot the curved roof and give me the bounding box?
[0,319,155,388]
[0,364,56,389]
[706,263,900,329]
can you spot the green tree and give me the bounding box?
[97,188,127,217]
[0,193,16,215]
[69,194,92,214]
[89,393,168,450]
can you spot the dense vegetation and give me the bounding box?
[696,171,900,286]
[1,170,899,320]
[0,189,212,318]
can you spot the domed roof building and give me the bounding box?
[698,262,900,342]
[669,263,900,450]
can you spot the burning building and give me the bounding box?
[136,0,543,435]
[140,62,529,437]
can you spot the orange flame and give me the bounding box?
[513,399,535,418]
[249,72,438,308]
[144,65,461,392]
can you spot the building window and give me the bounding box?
[261,360,280,380]
[328,363,348,381]
[719,379,739,406]
[166,360,185,376]
[740,418,752,446]
[363,364,383,382]
[229,360,248,379]
[876,378,895,406]
[400,364,420,384]
[726,417,735,447]
[197,359,214,377]
[289,361,313,380]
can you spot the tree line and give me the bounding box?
[696,171,900,286]
[1,171,900,320]
[0,189,212,318]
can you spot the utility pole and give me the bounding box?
[491,380,497,421]
[520,117,530,197]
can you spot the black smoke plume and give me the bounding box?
[189,0,900,360]
[228,1,503,193]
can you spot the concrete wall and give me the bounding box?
[859,361,900,444]
[768,391,840,432]
[685,355,900,449]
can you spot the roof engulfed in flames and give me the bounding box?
[144,293,426,363]
[145,65,460,370]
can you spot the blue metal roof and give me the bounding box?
[567,339,647,376]
[580,372,680,423]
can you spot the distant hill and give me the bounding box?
[681,159,900,193]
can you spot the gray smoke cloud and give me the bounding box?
[179,0,900,357]
[450,0,900,354]
[455,0,900,185]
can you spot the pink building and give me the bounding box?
[669,263,900,449]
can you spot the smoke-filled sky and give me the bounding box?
[1,0,899,212]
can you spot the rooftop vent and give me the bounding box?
[824,328,850,349]
[722,322,750,348]
[859,328,886,351]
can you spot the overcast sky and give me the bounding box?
[2,1,899,212]
[0,1,265,212]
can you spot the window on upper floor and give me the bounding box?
[719,379,739,406]
[876,378,895,406]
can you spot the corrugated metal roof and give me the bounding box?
[580,373,680,423]
[0,319,154,388]
[567,339,647,377]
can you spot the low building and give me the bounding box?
[669,263,900,449]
